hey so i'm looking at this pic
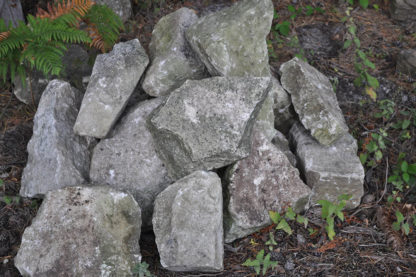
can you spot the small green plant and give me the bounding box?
[132,261,153,277]
[269,207,308,235]
[388,153,416,195]
[345,0,369,9]
[392,210,411,235]
[0,0,124,85]
[265,232,277,251]
[242,250,278,276]
[374,99,395,120]
[360,129,387,167]
[318,194,351,240]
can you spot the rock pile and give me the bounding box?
[16,0,365,275]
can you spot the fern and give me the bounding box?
[0,0,124,85]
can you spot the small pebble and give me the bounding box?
[297,234,306,245]
[285,260,295,271]
[362,194,375,204]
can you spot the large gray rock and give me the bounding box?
[95,0,132,22]
[224,130,311,243]
[186,0,273,77]
[142,8,208,97]
[289,122,364,208]
[396,48,416,78]
[152,171,223,272]
[280,57,348,145]
[271,130,297,167]
[20,80,90,198]
[270,77,296,134]
[390,0,416,31]
[74,39,149,139]
[15,186,142,277]
[148,77,271,180]
[90,98,172,228]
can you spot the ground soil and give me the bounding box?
[1,0,416,276]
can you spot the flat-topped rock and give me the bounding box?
[153,171,223,272]
[15,186,142,277]
[186,0,273,77]
[289,122,364,208]
[90,98,172,228]
[74,39,149,138]
[142,8,208,97]
[148,76,271,180]
[280,57,348,145]
[20,80,90,198]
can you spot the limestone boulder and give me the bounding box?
[74,39,149,138]
[289,122,364,208]
[95,0,132,22]
[148,77,271,180]
[15,186,142,277]
[270,77,296,134]
[271,130,297,167]
[90,98,172,228]
[20,80,90,198]
[396,48,416,78]
[152,171,223,272]
[224,130,310,243]
[186,0,273,77]
[142,8,208,97]
[280,57,348,145]
[390,0,416,31]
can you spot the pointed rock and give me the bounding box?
[148,77,271,180]
[142,8,208,97]
[20,80,90,198]
[280,57,348,145]
[90,98,172,228]
[153,171,223,272]
[224,130,310,243]
[74,39,149,138]
[186,0,273,77]
[289,122,364,208]
[95,0,132,22]
[15,186,142,277]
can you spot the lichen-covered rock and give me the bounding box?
[271,130,297,167]
[390,0,416,31]
[152,171,223,272]
[396,48,416,78]
[74,39,149,138]
[95,0,132,22]
[15,186,142,277]
[224,130,310,243]
[280,57,348,145]
[90,98,172,228]
[289,122,364,208]
[148,77,271,180]
[20,80,90,198]
[186,0,273,77]
[142,8,208,97]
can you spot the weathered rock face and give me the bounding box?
[152,171,223,272]
[148,77,271,180]
[296,22,345,58]
[13,73,49,106]
[390,0,416,31]
[74,39,149,139]
[90,98,172,228]
[396,48,416,78]
[186,0,273,77]
[142,8,208,97]
[289,122,364,208]
[95,0,132,22]
[270,77,296,134]
[20,80,90,198]
[224,130,310,243]
[271,130,297,167]
[280,57,348,145]
[15,186,142,277]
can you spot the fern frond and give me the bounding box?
[36,0,94,21]
[0,31,11,42]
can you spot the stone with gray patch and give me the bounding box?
[270,77,296,134]
[271,130,297,167]
[20,80,90,198]
[15,186,142,277]
[152,171,223,272]
[148,77,271,180]
[280,57,348,145]
[95,0,132,22]
[186,0,273,77]
[224,130,310,243]
[289,122,364,208]
[90,98,171,228]
[13,73,49,106]
[74,39,149,139]
[142,8,208,97]
[396,48,416,78]
[390,0,416,31]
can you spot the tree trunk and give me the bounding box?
[0,0,24,28]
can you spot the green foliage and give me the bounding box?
[0,0,123,86]
[388,153,416,194]
[317,194,351,240]
[242,250,278,276]
[132,262,153,277]
[392,210,415,236]
[345,0,370,9]
[374,99,395,120]
[265,232,277,251]
[360,129,387,167]
[269,207,308,236]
